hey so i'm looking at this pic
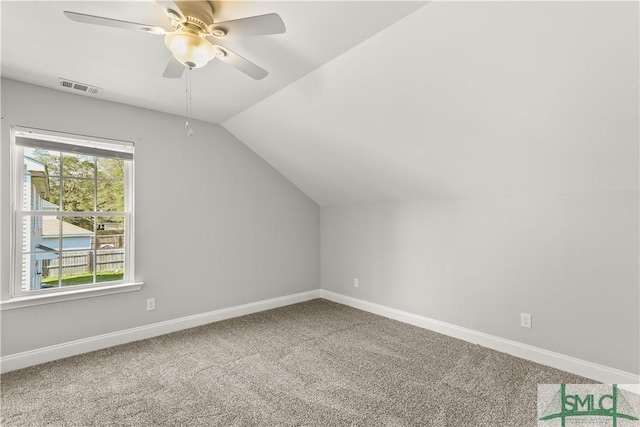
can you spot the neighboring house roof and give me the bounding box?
[28,171,49,199]
[24,156,46,172]
[43,218,93,236]
[35,243,56,252]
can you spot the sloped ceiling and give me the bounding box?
[1,1,426,123]
[2,1,638,207]
[223,1,639,206]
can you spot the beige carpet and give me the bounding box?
[1,299,593,426]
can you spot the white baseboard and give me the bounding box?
[319,290,640,387]
[0,290,321,374]
[3,288,638,388]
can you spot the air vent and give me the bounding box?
[58,78,103,96]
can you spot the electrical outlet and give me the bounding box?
[354,278,359,288]
[521,313,531,328]
[147,298,156,311]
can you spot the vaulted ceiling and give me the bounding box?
[1,1,425,123]
[224,1,639,205]
[2,1,638,206]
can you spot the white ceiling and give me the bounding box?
[224,1,639,205]
[3,1,638,207]
[0,0,425,123]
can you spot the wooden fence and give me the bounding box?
[43,250,124,277]
[96,234,125,249]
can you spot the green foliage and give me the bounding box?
[97,182,125,212]
[30,149,59,175]
[62,153,94,178]
[97,157,124,181]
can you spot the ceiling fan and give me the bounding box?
[63,0,285,80]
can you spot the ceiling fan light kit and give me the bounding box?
[164,30,216,69]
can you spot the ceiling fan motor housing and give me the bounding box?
[174,1,215,32]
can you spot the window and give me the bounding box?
[8,126,137,302]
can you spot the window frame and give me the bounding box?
[2,126,142,309]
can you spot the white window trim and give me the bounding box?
[5,126,143,307]
[0,282,144,310]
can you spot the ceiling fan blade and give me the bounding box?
[155,0,186,23]
[209,13,285,37]
[214,46,268,80]
[162,56,185,78]
[63,11,166,35]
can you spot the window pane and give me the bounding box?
[62,152,95,179]
[23,148,61,210]
[62,178,95,212]
[96,249,125,283]
[97,182,125,212]
[96,217,125,249]
[21,215,42,253]
[97,157,124,181]
[23,173,60,212]
[24,147,60,177]
[35,216,61,252]
[22,253,59,291]
[58,250,94,287]
[59,216,94,249]
[20,215,61,252]
[43,177,61,210]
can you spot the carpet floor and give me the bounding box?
[1,299,594,426]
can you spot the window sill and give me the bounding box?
[0,282,144,311]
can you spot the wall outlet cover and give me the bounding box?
[521,313,531,328]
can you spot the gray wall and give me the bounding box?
[322,192,639,374]
[1,78,320,356]
[2,76,637,376]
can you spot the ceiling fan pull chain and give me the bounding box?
[185,67,194,136]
